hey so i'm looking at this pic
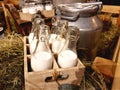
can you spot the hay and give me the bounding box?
[0,33,24,90]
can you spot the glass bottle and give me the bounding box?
[49,19,68,58]
[28,14,43,44]
[36,24,51,52]
[31,24,53,71]
[45,1,53,10]
[22,3,29,13]
[29,16,45,54]
[58,26,80,68]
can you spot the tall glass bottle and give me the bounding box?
[58,26,80,68]
[29,16,45,54]
[28,14,43,44]
[49,19,68,58]
[31,24,53,71]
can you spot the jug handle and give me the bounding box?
[60,14,79,21]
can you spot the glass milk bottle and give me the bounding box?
[29,18,45,54]
[28,14,44,44]
[58,26,80,68]
[31,25,53,71]
[45,1,53,10]
[49,19,68,58]
[36,24,51,52]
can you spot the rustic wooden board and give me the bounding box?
[1,2,11,34]
[102,5,120,14]
[112,37,120,62]
[92,57,116,78]
[112,37,120,90]
[24,36,85,90]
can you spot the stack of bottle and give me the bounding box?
[21,1,53,14]
[28,15,80,72]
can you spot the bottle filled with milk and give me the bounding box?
[29,15,45,54]
[49,19,68,59]
[30,24,53,71]
[28,14,44,44]
[58,26,80,68]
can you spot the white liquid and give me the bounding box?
[36,5,44,11]
[22,7,29,13]
[45,4,53,10]
[29,38,38,54]
[52,36,65,54]
[29,7,37,14]
[49,34,57,45]
[58,50,78,68]
[36,41,51,52]
[28,32,34,44]
[31,51,53,71]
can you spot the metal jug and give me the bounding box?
[56,2,103,61]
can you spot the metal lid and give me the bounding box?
[57,2,102,20]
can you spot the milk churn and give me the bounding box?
[56,2,103,60]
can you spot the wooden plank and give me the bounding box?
[102,5,120,14]
[1,2,11,34]
[112,63,120,90]
[112,37,120,63]
[92,57,116,79]
[112,37,120,90]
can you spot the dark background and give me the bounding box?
[101,0,120,5]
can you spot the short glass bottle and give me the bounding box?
[58,26,80,68]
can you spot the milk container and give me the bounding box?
[35,25,51,53]
[31,37,53,71]
[45,1,53,10]
[58,26,80,68]
[29,15,45,54]
[28,14,43,44]
[30,24,53,71]
[36,4,44,11]
[49,19,68,55]
[31,51,53,71]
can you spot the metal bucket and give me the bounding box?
[58,84,80,90]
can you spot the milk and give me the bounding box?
[52,35,65,54]
[36,41,51,53]
[45,4,53,10]
[29,7,37,14]
[29,37,38,54]
[22,7,29,13]
[36,4,44,11]
[49,34,57,45]
[28,32,34,44]
[58,50,78,68]
[31,51,53,71]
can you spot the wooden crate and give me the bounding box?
[24,36,85,90]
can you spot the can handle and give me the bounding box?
[60,15,79,21]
